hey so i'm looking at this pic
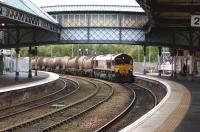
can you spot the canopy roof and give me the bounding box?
[0,0,57,23]
[94,53,130,61]
[0,0,60,32]
[41,5,144,13]
[137,0,200,28]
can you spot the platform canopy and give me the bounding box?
[0,0,61,48]
[136,0,200,29]
[42,5,144,13]
[136,0,200,49]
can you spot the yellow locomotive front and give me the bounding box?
[93,53,133,82]
[112,54,133,82]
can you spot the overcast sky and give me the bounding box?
[31,0,139,7]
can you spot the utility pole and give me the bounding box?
[71,44,74,57]
[149,46,151,68]
[138,46,140,62]
[50,45,52,57]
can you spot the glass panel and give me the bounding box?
[57,15,63,25]
[123,15,131,27]
[79,14,87,26]
[98,14,104,26]
[104,15,111,26]
[68,15,75,26]
[52,15,56,20]
[130,15,137,27]
[63,15,69,27]
[74,15,80,26]
[137,15,143,28]
[110,15,118,27]
[90,15,98,26]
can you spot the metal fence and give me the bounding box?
[134,62,158,73]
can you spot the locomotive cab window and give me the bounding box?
[107,61,111,68]
[115,54,132,65]
[95,61,98,67]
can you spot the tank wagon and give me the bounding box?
[37,57,49,70]
[57,56,70,73]
[33,53,133,82]
[66,56,80,74]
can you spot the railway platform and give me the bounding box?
[121,74,191,132]
[158,75,200,132]
[0,71,59,93]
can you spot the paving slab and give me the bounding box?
[121,74,191,132]
[0,71,59,93]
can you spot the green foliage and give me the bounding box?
[10,44,167,63]
[147,46,159,62]
[35,44,130,57]
[128,46,162,62]
[128,45,144,62]
[20,47,28,57]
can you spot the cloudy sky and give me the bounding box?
[31,0,139,7]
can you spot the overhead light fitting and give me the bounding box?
[1,23,5,26]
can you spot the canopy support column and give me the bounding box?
[35,47,38,76]
[15,48,20,81]
[158,47,162,76]
[143,45,146,74]
[28,46,32,78]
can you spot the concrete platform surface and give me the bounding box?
[121,74,191,132]
[157,76,200,132]
[0,71,59,93]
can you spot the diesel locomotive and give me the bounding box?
[32,53,133,82]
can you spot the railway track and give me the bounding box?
[1,77,113,132]
[0,75,159,132]
[0,78,78,120]
[42,78,113,132]
[0,77,80,131]
[96,83,157,131]
[50,78,134,132]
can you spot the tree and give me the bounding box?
[128,45,144,62]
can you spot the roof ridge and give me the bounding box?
[41,5,141,8]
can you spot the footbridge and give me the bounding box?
[42,5,147,45]
[0,0,200,49]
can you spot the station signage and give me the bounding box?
[191,15,200,27]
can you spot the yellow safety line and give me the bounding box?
[155,81,191,132]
